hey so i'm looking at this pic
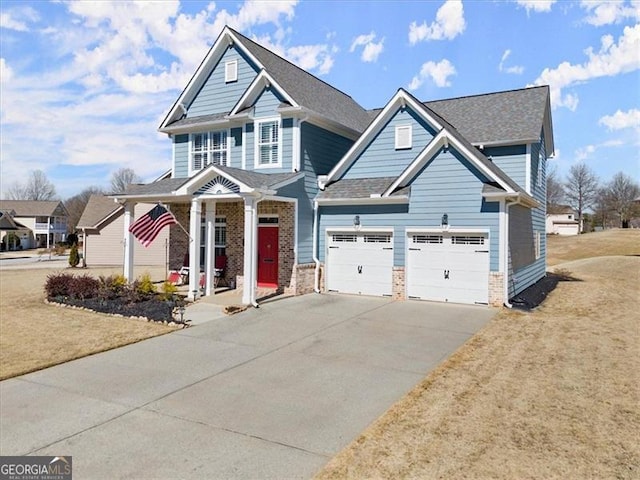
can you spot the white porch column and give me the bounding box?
[188,198,202,300]
[123,202,135,281]
[46,217,51,249]
[242,196,257,305]
[205,201,216,296]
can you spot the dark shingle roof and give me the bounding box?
[121,178,189,196]
[425,86,550,147]
[0,200,65,217]
[77,195,121,229]
[215,165,301,189]
[168,112,228,129]
[0,211,28,230]
[318,177,410,200]
[230,28,372,133]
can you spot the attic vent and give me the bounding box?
[225,60,238,83]
[395,125,412,149]
[196,176,240,196]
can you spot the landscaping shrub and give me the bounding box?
[68,243,80,267]
[98,274,127,300]
[159,280,178,301]
[136,273,157,295]
[45,272,75,299]
[69,274,100,300]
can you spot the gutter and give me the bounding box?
[312,200,321,293]
[503,199,518,308]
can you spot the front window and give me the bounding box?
[191,131,228,172]
[200,216,227,268]
[256,119,279,166]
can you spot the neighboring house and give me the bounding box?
[112,26,554,307]
[546,205,579,235]
[0,200,68,249]
[0,210,31,251]
[77,195,168,266]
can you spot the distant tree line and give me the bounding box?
[547,163,640,232]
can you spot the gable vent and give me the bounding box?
[196,176,240,196]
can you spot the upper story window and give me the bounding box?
[191,131,228,172]
[256,119,280,167]
[225,60,237,83]
[395,125,412,149]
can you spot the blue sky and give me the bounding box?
[1,0,638,199]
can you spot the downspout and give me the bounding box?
[503,199,517,308]
[312,200,321,293]
[250,195,261,308]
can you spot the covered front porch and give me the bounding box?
[113,165,303,305]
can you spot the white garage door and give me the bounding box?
[326,231,393,296]
[406,232,489,305]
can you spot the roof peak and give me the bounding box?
[425,85,549,105]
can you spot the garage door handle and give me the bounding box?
[358,265,363,274]
[444,269,450,279]
[475,250,489,253]
[382,247,393,250]
[409,248,421,251]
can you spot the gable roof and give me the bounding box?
[0,200,67,217]
[77,195,121,230]
[0,211,28,230]
[426,86,554,154]
[317,177,410,204]
[160,26,371,134]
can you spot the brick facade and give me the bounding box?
[489,272,504,306]
[392,266,405,300]
[168,203,190,270]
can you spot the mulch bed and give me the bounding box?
[509,271,581,311]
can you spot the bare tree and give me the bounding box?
[6,170,57,200]
[605,172,640,228]
[546,164,565,211]
[564,163,599,233]
[64,186,106,232]
[110,168,142,193]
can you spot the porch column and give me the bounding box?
[122,202,135,281]
[242,196,257,305]
[205,201,216,296]
[46,217,51,249]
[188,198,202,300]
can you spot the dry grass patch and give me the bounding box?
[547,228,640,266]
[0,266,175,380]
[315,255,639,479]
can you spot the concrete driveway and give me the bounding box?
[0,294,494,479]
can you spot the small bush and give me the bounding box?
[68,243,80,267]
[136,273,157,296]
[98,274,128,300]
[69,274,100,300]
[159,280,178,301]
[45,272,75,299]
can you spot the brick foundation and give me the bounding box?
[392,267,405,300]
[489,272,505,306]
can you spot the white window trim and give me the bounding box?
[534,231,541,260]
[189,129,231,176]
[225,60,238,83]
[254,117,282,169]
[536,146,544,188]
[395,125,412,149]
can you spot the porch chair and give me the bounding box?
[214,255,227,288]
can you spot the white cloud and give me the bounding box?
[350,32,384,63]
[599,108,640,130]
[580,0,640,26]
[408,0,466,44]
[575,139,624,160]
[0,6,39,31]
[515,0,557,13]
[531,24,640,110]
[287,44,335,74]
[498,49,524,74]
[0,58,13,84]
[408,59,457,90]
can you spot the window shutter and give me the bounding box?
[225,60,238,83]
[395,125,412,149]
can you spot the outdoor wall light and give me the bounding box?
[441,213,448,226]
[353,215,360,227]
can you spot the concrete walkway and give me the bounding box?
[0,294,495,479]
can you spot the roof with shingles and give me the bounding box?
[120,178,189,196]
[230,28,372,133]
[425,86,552,149]
[76,195,121,229]
[0,200,67,217]
[215,165,301,189]
[0,211,28,230]
[318,177,410,199]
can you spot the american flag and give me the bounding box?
[128,204,177,247]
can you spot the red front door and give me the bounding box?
[257,227,279,287]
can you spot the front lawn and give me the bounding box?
[0,266,175,380]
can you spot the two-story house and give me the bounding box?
[112,26,554,307]
[0,200,69,249]
[546,205,579,235]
